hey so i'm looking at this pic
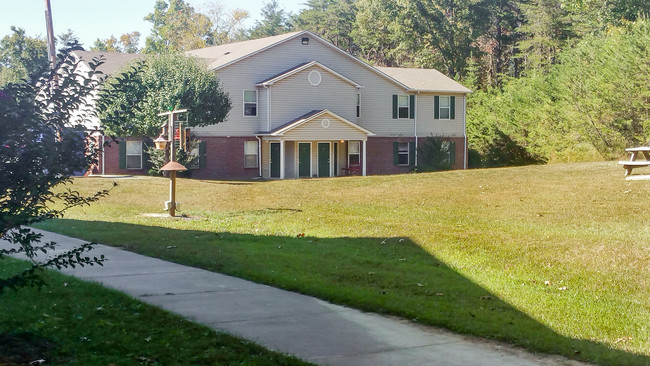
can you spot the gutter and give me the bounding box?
[414,92,419,167]
[463,95,467,170]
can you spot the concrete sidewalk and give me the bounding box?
[6,230,580,366]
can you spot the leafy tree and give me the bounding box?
[417,136,454,171]
[250,0,293,39]
[96,53,231,138]
[0,48,110,294]
[57,29,81,49]
[203,2,250,45]
[92,36,121,53]
[92,32,141,53]
[404,0,488,78]
[293,0,358,54]
[144,0,214,53]
[0,27,48,86]
[354,0,409,66]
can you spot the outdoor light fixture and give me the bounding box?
[302,37,309,45]
[154,134,169,150]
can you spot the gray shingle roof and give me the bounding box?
[376,67,471,94]
[185,31,304,70]
[72,50,143,77]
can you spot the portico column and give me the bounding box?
[362,139,367,176]
[280,139,285,179]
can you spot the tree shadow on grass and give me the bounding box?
[35,219,649,366]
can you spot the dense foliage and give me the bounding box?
[468,20,650,164]
[3,0,648,166]
[0,49,110,293]
[96,53,231,138]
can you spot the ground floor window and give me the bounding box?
[126,140,142,169]
[348,141,360,166]
[244,140,258,168]
[398,142,409,165]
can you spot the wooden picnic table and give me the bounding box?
[618,146,650,176]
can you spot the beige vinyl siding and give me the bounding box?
[416,94,465,137]
[261,140,268,177]
[282,115,367,141]
[270,65,357,128]
[195,35,465,138]
[285,141,296,178]
[257,87,269,132]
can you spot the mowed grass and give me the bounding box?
[37,161,650,365]
[0,259,310,365]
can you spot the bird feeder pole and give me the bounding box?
[157,108,188,217]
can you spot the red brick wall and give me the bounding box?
[366,136,466,175]
[191,136,261,180]
[101,137,149,176]
[97,135,464,179]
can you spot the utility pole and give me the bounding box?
[44,0,57,70]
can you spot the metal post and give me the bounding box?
[169,171,176,217]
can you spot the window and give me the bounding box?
[398,142,409,165]
[348,141,360,166]
[439,96,450,119]
[244,90,257,116]
[126,140,142,169]
[398,95,409,119]
[244,140,258,168]
[356,93,361,118]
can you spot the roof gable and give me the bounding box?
[259,109,374,137]
[255,61,362,88]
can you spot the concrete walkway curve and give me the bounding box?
[7,230,584,366]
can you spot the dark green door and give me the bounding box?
[298,143,311,177]
[318,143,330,177]
[270,142,280,178]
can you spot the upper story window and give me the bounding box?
[244,90,257,116]
[393,94,414,119]
[439,96,450,119]
[126,140,142,169]
[398,95,409,119]
[434,95,455,120]
[356,93,361,119]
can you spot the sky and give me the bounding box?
[0,0,306,49]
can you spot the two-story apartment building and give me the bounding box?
[78,30,471,180]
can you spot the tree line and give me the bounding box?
[1,0,648,165]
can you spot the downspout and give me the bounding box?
[463,95,467,169]
[414,92,419,167]
[256,136,262,178]
[264,85,271,132]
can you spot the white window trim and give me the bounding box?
[398,95,410,119]
[398,142,409,166]
[126,140,142,170]
[348,141,360,167]
[244,140,258,168]
[439,96,451,120]
[243,89,257,117]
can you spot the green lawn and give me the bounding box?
[37,161,650,365]
[0,259,310,365]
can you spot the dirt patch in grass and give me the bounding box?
[0,333,55,365]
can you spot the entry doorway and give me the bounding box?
[298,142,311,177]
[317,142,330,177]
[270,142,280,178]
